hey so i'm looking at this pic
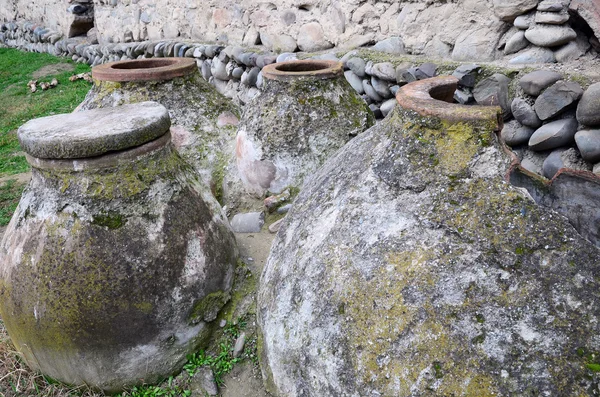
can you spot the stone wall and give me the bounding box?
[2,0,600,62]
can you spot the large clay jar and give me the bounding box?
[78,58,240,201]
[235,60,374,196]
[0,102,237,392]
[258,77,600,396]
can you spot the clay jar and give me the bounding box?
[258,77,600,396]
[235,60,374,196]
[78,57,240,201]
[0,102,238,392]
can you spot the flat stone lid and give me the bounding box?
[18,101,171,159]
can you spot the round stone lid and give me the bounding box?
[18,101,171,159]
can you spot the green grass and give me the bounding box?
[0,179,26,226]
[0,48,91,226]
[0,48,92,177]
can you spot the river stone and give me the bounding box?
[380,98,396,117]
[511,98,542,128]
[514,12,534,29]
[473,73,512,119]
[297,22,333,52]
[502,120,535,146]
[372,37,405,54]
[504,30,530,54]
[524,24,577,47]
[575,129,600,163]
[363,79,383,102]
[371,76,392,99]
[493,0,538,21]
[576,82,600,127]
[508,47,556,64]
[454,87,474,104]
[18,102,170,159]
[344,70,365,94]
[542,147,591,179]
[519,70,563,96]
[534,80,583,120]
[347,57,366,78]
[370,62,396,82]
[538,0,566,12]
[230,212,265,233]
[258,91,600,396]
[529,118,578,150]
[534,11,569,24]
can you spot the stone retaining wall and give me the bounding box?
[2,0,600,62]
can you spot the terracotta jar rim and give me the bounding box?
[262,60,343,81]
[396,76,502,125]
[92,57,197,82]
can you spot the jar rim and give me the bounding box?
[262,60,343,82]
[92,57,197,82]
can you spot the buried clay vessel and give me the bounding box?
[258,76,600,396]
[0,102,238,392]
[78,57,240,200]
[234,60,374,197]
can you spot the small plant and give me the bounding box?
[184,341,241,385]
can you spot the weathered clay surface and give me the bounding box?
[235,62,374,196]
[78,68,240,201]
[18,101,170,159]
[258,79,600,396]
[0,129,238,391]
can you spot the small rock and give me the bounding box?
[594,163,600,175]
[542,147,591,179]
[504,30,530,55]
[576,82,600,127]
[372,37,405,54]
[473,73,512,119]
[380,98,396,117]
[370,62,396,82]
[242,67,260,87]
[493,0,538,21]
[534,80,583,120]
[415,63,437,80]
[297,22,333,52]
[554,35,590,63]
[219,319,227,327]
[201,60,212,80]
[232,67,244,80]
[277,204,292,214]
[520,153,546,176]
[389,85,400,95]
[454,87,474,104]
[233,332,246,358]
[542,148,567,179]
[512,98,542,128]
[508,47,556,64]
[344,70,364,94]
[371,76,392,99]
[575,129,600,163]
[519,70,563,96]
[230,212,265,233]
[269,218,285,233]
[210,57,228,81]
[264,189,291,212]
[537,1,565,12]
[534,11,569,24]
[276,52,297,63]
[525,24,577,47]
[514,12,534,29]
[452,64,480,88]
[191,367,218,396]
[502,120,535,147]
[368,103,383,119]
[363,79,383,102]
[347,57,366,77]
[340,50,359,67]
[529,118,579,151]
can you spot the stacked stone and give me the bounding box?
[499,70,600,179]
[503,0,592,64]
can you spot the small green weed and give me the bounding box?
[184,341,241,385]
[117,377,191,397]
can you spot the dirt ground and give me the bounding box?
[31,63,75,79]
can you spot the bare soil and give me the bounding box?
[32,63,75,79]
